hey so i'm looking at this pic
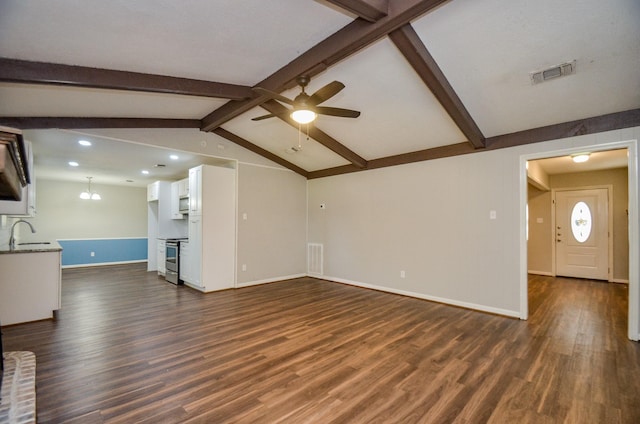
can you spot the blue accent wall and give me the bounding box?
[58,238,148,267]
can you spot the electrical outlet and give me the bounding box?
[242,264,247,271]
[90,251,95,257]
[400,270,406,278]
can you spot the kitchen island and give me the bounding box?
[0,241,62,325]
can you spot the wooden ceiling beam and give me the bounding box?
[307,108,640,179]
[0,58,253,100]
[212,128,309,177]
[325,0,389,22]
[260,100,368,168]
[0,117,201,129]
[200,0,450,131]
[389,24,485,149]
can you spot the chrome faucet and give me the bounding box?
[9,219,36,249]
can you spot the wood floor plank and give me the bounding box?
[2,265,640,423]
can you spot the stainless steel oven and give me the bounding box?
[165,240,181,285]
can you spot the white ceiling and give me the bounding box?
[0,0,638,184]
[532,149,628,176]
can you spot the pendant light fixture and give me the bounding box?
[80,177,101,200]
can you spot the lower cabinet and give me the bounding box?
[157,239,166,275]
[179,241,196,287]
[187,216,202,287]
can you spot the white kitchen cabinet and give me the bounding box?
[147,181,160,202]
[179,241,197,286]
[157,239,166,275]
[0,247,62,325]
[188,166,202,216]
[184,164,235,292]
[170,181,185,220]
[183,217,203,287]
[178,177,189,198]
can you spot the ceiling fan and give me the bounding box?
[252,76,361,124]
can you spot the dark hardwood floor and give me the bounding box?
[2,265,639,423]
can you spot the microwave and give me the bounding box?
[178,196,189,214]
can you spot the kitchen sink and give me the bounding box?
[18,242,51,245]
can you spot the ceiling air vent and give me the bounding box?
[530,60,575,85]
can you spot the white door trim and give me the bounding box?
[519,139,639,341]
[552,185,614,281]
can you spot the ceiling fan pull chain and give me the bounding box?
[298,122,302,150]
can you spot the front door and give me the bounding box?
[555,188,609,280]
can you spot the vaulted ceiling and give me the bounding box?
[1,0,639,184]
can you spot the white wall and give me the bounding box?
[22,179,147,242]
[309,148,521,316]
[308,126,639,338]
[237,163,307,285]
[527,184,553,274]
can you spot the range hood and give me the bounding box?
[0,126,31,201]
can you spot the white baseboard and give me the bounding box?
[62,259,147,269]
[527,270,554,276]
[316,274,520,318]
[236,273,307,288]
[612,278,629,284]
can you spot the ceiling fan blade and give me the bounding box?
[308,81,345,106]
[251,113,279,121]
[316,106,361,118]
[252,87,293,105]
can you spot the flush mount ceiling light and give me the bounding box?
[68,161,79,167]
[80,176,101,200]
[78,139,92,146]
[572,153,590,163]
[169,154,179,160]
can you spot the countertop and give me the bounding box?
[0,240,63,254]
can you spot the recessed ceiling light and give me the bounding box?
[68,161,79,167]
[78,140,92,146]
[169,154,179,160]
[141,170,150,175]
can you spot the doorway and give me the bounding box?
[520,140,639,341]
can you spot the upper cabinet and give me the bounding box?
[188,166,202,216]
[170,180,186,220]
[147,181,160,202]
[178,178,189,198]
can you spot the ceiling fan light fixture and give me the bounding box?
[291,109,317,124]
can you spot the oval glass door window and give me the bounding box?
[571,201,592,243]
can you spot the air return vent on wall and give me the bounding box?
[530,60,576,85]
